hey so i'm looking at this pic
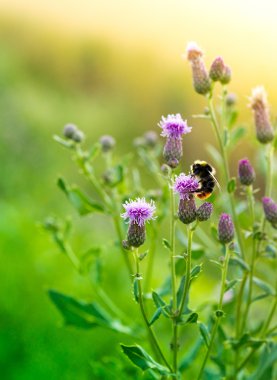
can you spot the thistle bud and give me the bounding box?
[218,213,234,244]
[121,198,156,247]
[144,131,158,148]
[178,196,197,224]
[197,202,213,222]
[99,135,115,152]
[249,86,274,144]
[238,158,255,186]
[209,56,225,82]
[186,42,211,95]
[262,197,277,226]
[226,93,236,107]
[72,130,85,143]
[220,65,231,84]
[158,114,192,168]
[63,123,78,139]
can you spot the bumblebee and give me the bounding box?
[190,160,219,200]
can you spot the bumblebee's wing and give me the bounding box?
[211,173,221,191]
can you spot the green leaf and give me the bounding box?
[177,275,186,308]
[253,277,275,296]
[87,142,101,162]
[223,128,229,147]
[227,177,236,193]
[225,279,239,292]
[185,312,198,324]
[210,224,218,242]
[229,126,246,147]
[103,164,124,187]
[152,292,171,317]
[229,256,249,271]
[57,178,105,215]
[227,110,238,129]
[48,290,131,334]
[53,134,74,149]
[162,238,171,250]
[198,323,210,348]
[120,344,170,375]
[149,308,162,326]
[249,343,277,380]
[191,264,203,279]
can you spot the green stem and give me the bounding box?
[207,96,245,260]
[240,186,256,334]
[134,249,173,373]
[169,176,178,376]
[178,227,193,318]
[63,242,81,272]
[197,245,230,380]
[144,226,157,293]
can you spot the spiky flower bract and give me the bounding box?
[262,197,277,226]
[209,56,225,82]
[173,174,199,200]
[178,196,197,224]
[197,202,213,222]
[249,86,274,144]
[238,158,255,186]
[218,213,234,244]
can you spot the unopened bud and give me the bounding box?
[186,42,211,95]
[63,123,78,139]
[226,93,237,107]
[127,222,146,247]
[99,135,115,152]
[144,131,158,148]
[209,56,225,82]
[197,202,213,222]
[72,130,85,143]
[249,86,274,144]
[262,197,277,226]
[238,158,255,186]
[220,65,231,84]
[218,213,234,244]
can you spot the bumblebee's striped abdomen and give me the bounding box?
[195,192,212,200]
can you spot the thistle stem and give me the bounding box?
[134,249,173,373]
[197,245,230,380]
[169,177,178,376]
[207,96,245,260]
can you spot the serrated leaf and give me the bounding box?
[57,178,105,215]
[120,344,170,375]
[149,308,162,326]
[162,239,171,250]
[198,323,210,348]
[253,277,275,296]
[48,290,131,334]
[227,178,236,193]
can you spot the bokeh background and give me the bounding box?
[1,1,277,379]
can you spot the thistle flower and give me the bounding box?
[238,158,255,186]
[218,213,234,244]
[144,131,159,148]
[209,56,225,82]
[178,195,197,224]
[100,135,116,152]
[173,174,199,200]
[72,130,85,143]
[226,93,236,107]
[249,86,274,144]
[121,198,156,247]
[262,197,277,226]
[186,42,211,95]
[197,202,213,222]
[158,114,192,168]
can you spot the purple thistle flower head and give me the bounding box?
[238,158,255,186]
[262,197,277,225]
[197,202,213,222]
[121,198,156,227]
[209,56,225,82]
[173,174,199,200]
[178,195,197,224]
[158,114,192,140]
[218,213,234,244]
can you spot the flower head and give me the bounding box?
[238,158,255,186]
[249,86,274,144]
[197,202,213,222]
[209,56,225,82]
[262,197,277,226]
[186,42,211,95]
[121,198,156,227]
[186,41,203,61]
[173,174,199,200]
[218,213,234,244]
[178,196,197,224]
[99,135,116,152]
[158,114,191,139]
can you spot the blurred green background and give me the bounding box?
[1,1,277,379]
